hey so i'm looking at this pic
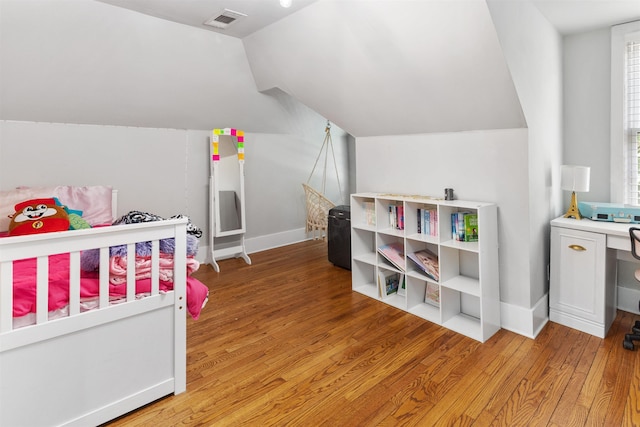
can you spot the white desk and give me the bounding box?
[550,217,636,338]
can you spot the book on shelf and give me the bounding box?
[425,282,440,306]
[451,211,476,242]
[397,274,406,297]
[407,248,439,281]
[464,213,478,242]
[429,209,438,237]
[388,205,396,229]
[456,212,467,241]
[417,208,438,237]
[378,270,403,298]
[388,204,404,230]
[377,242,405,271]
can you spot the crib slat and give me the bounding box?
[36,256,48,324]
[151,240,159,296]
[99,247,109,308]
[69,252,81,316]
[0,261,14,333]
[126,243,135,302]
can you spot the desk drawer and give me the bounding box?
[608,233,632,251]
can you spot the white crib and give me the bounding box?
[0,219,190,426]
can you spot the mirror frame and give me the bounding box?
[210,128,246,237]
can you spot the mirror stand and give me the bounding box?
[209,128,252,272]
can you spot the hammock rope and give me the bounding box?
[304,121,343,240]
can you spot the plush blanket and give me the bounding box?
[12,253,209,320]
[80,234,199,271]
[108,253,200,285]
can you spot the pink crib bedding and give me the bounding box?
[12,252,209,321]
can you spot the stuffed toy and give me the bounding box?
[53,197,91,230]
[8,198,70,236]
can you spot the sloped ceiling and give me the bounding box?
[0,0,298,133]
[243,0,526,137]
[1,0,526,137]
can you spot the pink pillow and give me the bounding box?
[0,186,113,232]
[53,186,113,227]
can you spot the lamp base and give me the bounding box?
[564,191,582,220]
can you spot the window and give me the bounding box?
[612,21,640,204]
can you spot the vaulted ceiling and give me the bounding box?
[243,0,527,136]
[3,0,639,137]
[93,0,640,136]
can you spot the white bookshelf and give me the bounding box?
[350,192,500,343]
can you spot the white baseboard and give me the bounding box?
[199,228,313,265]
[497,286,640,340]
[618,285,640,314]
[244,227,312,254]
[500,294,549,339]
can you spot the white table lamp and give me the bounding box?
[561,165,590,220]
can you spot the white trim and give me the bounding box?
[499,294,549,339]
[549,307,608,338]
[244,227,311,254]
[618,285,640,314]
[66,381,175,427]
[201,227,312,265]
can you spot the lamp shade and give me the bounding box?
[561,165,590,192]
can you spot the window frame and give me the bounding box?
[611,21,640,204]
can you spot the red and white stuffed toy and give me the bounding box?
[8,198,70,236]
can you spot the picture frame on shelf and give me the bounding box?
[425,282,440,307]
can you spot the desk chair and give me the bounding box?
[623,227,640,350]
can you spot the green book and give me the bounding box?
[464,214,478,242]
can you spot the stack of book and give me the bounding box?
[388,204,404,230]
[417,208,438,237]
[451,212,478,242]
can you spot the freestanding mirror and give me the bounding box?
[209,128,251,272]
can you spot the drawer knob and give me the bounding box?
[568,244,586,251]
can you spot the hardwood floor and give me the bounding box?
[107,240,640,426]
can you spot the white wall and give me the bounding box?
[487,0,564,311]
[563,28,612,204]
[355,1,564,337]
[0,119,350,260]
[356,129,529,306]
[0,122,202,219]
[562,27,640,294]
[0,0,351,262]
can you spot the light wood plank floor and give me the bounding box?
[107,240,640,426]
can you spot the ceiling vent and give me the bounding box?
[203,9,247,29]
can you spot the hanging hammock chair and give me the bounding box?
[303,121,343,240]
